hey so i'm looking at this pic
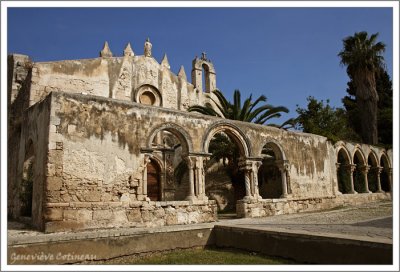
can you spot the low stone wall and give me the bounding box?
[44,200,217,233]
[236,192,391,218]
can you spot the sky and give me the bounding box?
[7,7,393,123]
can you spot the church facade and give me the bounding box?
[8,39,392,233]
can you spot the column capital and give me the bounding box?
[388,168,393,175]
[344,164,357,172]
[143,153,152,165]
[184,156,197,168]
[238,158,253,172]
[336,162,341,170]
[359,165,371,174]
[372,166,383,174]
[276,160,290,172]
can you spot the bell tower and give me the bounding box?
[191,52,216,93]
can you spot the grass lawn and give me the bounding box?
[91,247,297,265]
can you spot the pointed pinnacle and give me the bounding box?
[123,42,134,57]
[161,53,170,69]
[178,65,187,81]
[100,41,113,58]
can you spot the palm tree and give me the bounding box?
[338,31,386,145]
[188,89,294,128]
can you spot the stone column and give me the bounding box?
[239,159,253,201]
[375,166,384,193]
[251,161,263,200]
[142,154,152,198]
[335,163,342,195]
[185,156,196,201]
[388,168,393,193]
[196,156,209,201]
[345,164,357,194]
[360,165,371,193]
[277,160,290,198]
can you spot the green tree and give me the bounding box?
[188,89,294,128]
[338,31,386,144]
[295,96,359,142]
[343,68,393,148]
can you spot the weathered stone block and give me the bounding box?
[177,212,188,224]
[47,176,62,191]
[44,208,63,221]
[188,211,200,223]
[141,210,152,222]
[113,210,128,223]
[165,213,178,225]
[153,208,165,218]
[127,209,142,222]
[93,210,112,220]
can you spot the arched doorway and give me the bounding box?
[337,148,352,194]
[147,159,161,201]
[202,123,250,213]
[147,123,193,201]
[258,142,286,199]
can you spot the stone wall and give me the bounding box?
[236,192,391,218]
[9,95,52,230]
[48,92,339,199]
[44,200,217,233]
[27,55,205,111]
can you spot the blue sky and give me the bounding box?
[7,7,393,122]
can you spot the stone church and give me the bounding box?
[7,39,392,233]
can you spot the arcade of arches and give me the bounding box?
[336,147,392,195]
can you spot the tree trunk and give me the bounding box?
[355,70,379,145]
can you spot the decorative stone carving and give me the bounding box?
[161,54,170,69]
[123,42,134,57]
[144,37,152,57]
[178,66,187,81]
[100,41,113,58]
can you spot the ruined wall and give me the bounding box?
[9,95,51,230]
[26,55,205,111]
[48,92,341,204]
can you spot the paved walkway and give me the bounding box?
[217,201,393,243]
[8,201,393,245]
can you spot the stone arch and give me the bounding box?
[379,152,391,168]
[336,146,352,194]
[147,123,193,156]
[258,141,288,199]
[352,146,366,165]
[133,84,162,106]
[335,142,351,164]
[202,122,251,157]
[259,139,286,160]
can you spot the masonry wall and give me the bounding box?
[9,95,52,230]
[28,56,204,111]
[46,92,340,205]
